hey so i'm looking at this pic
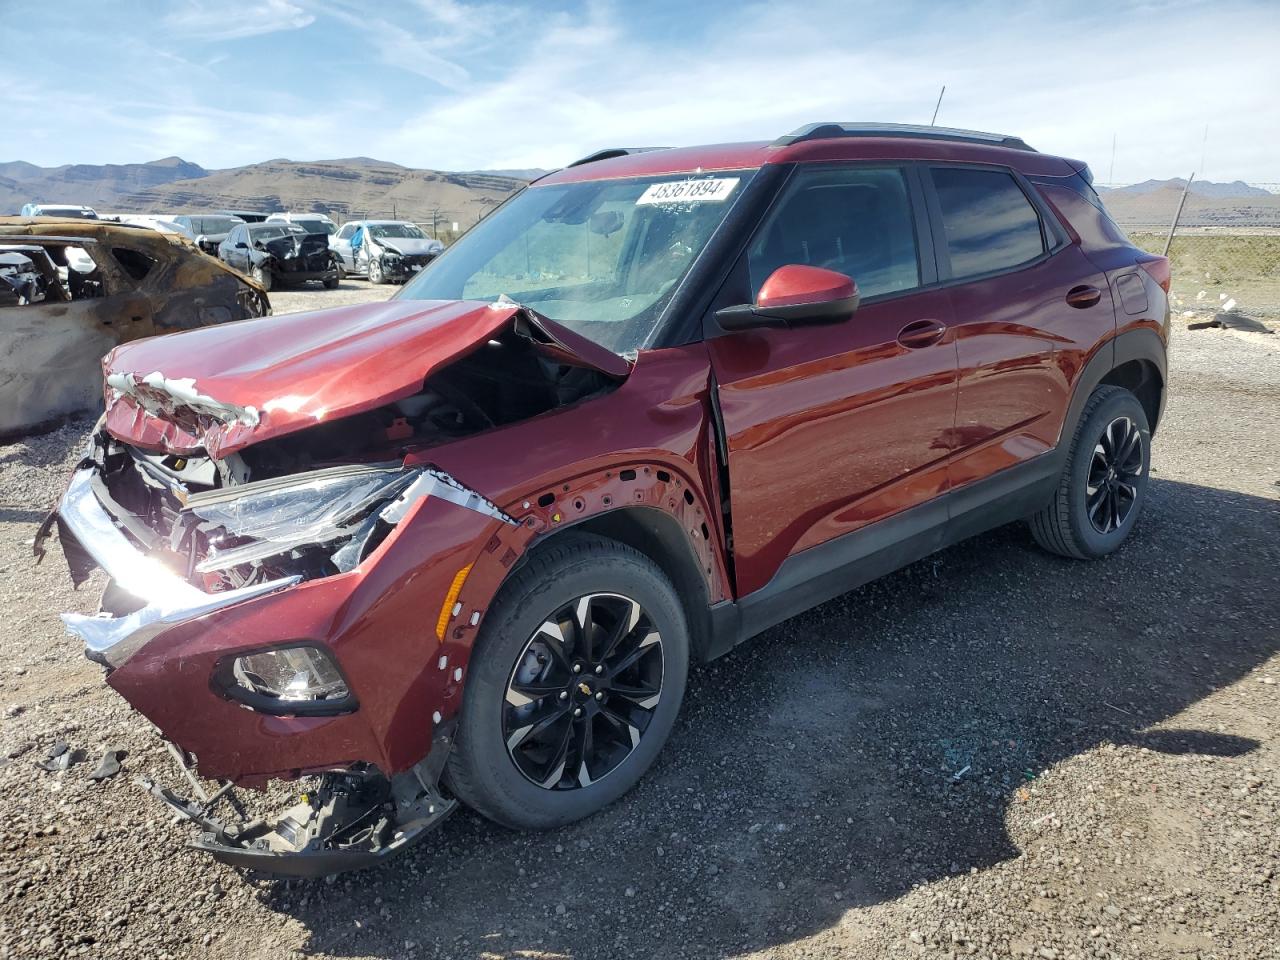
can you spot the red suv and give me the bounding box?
[40,123,1169,875]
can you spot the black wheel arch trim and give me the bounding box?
[519,506,718,663]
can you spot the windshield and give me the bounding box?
[397,171,756,354]
[369,222,426,240]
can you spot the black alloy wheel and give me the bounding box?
[1086,416,1144,534]
[1029,385,1152,560]
[503,593,664,790]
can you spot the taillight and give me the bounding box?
[1137,255,1171,293]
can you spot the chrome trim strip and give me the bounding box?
[56,468,299,668]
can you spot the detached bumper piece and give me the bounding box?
[142,740,458,877]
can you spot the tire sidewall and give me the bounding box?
[452,547,689,828]
[1065,390,1151,557]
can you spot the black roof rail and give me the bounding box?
[567,147,669,168]
[775,122,1036,153]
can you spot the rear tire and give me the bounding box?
[446,535,689,830]
[1029,385,1151,559]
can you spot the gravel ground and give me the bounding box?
[0,299,1276,960]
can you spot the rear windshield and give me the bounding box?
[39,207,96,219]
[188,216,242,234]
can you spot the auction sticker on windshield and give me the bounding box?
[636,177,740,206]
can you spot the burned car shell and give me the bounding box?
[0,218,270,439]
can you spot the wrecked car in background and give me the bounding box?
[331,220,444,283]
[218,221,339,291]
[36,124,1168,877]
[171,214,245,255]
[0,217,269,438]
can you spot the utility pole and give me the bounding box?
[930,85,946,126]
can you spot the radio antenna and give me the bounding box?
[930,85,946,126]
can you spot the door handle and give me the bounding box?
[896,319,947,348]
[1066,285,1102,309]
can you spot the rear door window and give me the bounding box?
[929,167,1045,278]
[748,167,920,300]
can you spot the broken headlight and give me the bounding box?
[220,644,355,714]
[188,466,417,575]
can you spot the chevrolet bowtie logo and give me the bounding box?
[578,682,592,695]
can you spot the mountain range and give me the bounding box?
[1098,178,1272,199]
[0,156,543,229]
[3,159,1274,231]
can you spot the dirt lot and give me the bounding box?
[0,286,1277,960]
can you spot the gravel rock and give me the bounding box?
[0,305,1276,960]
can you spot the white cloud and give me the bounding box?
[6,0,1279,182]
[369,0,1280,182]
[164,0,314,41]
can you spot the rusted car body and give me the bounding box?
[0,218,269,439]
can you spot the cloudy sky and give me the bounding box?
[8,0,1279,183]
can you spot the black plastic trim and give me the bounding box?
[774,122,1035,152]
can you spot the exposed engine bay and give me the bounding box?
[87,322,615,599]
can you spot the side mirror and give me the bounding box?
[716,264,860,331]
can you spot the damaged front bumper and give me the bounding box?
[141,731,458,877]
[40,445,516,873]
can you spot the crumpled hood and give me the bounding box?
[262,232,328,261]
[102,298,631,458]
[377,237,443,257]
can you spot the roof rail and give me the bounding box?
[775,122,1036,152]
[567,147,669,168]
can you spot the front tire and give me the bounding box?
[1029,385,1151,559]
[446,535,689,830]
[250,263,272,291]
[367,257,385,284]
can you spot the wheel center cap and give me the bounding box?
[577,681,592,697]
